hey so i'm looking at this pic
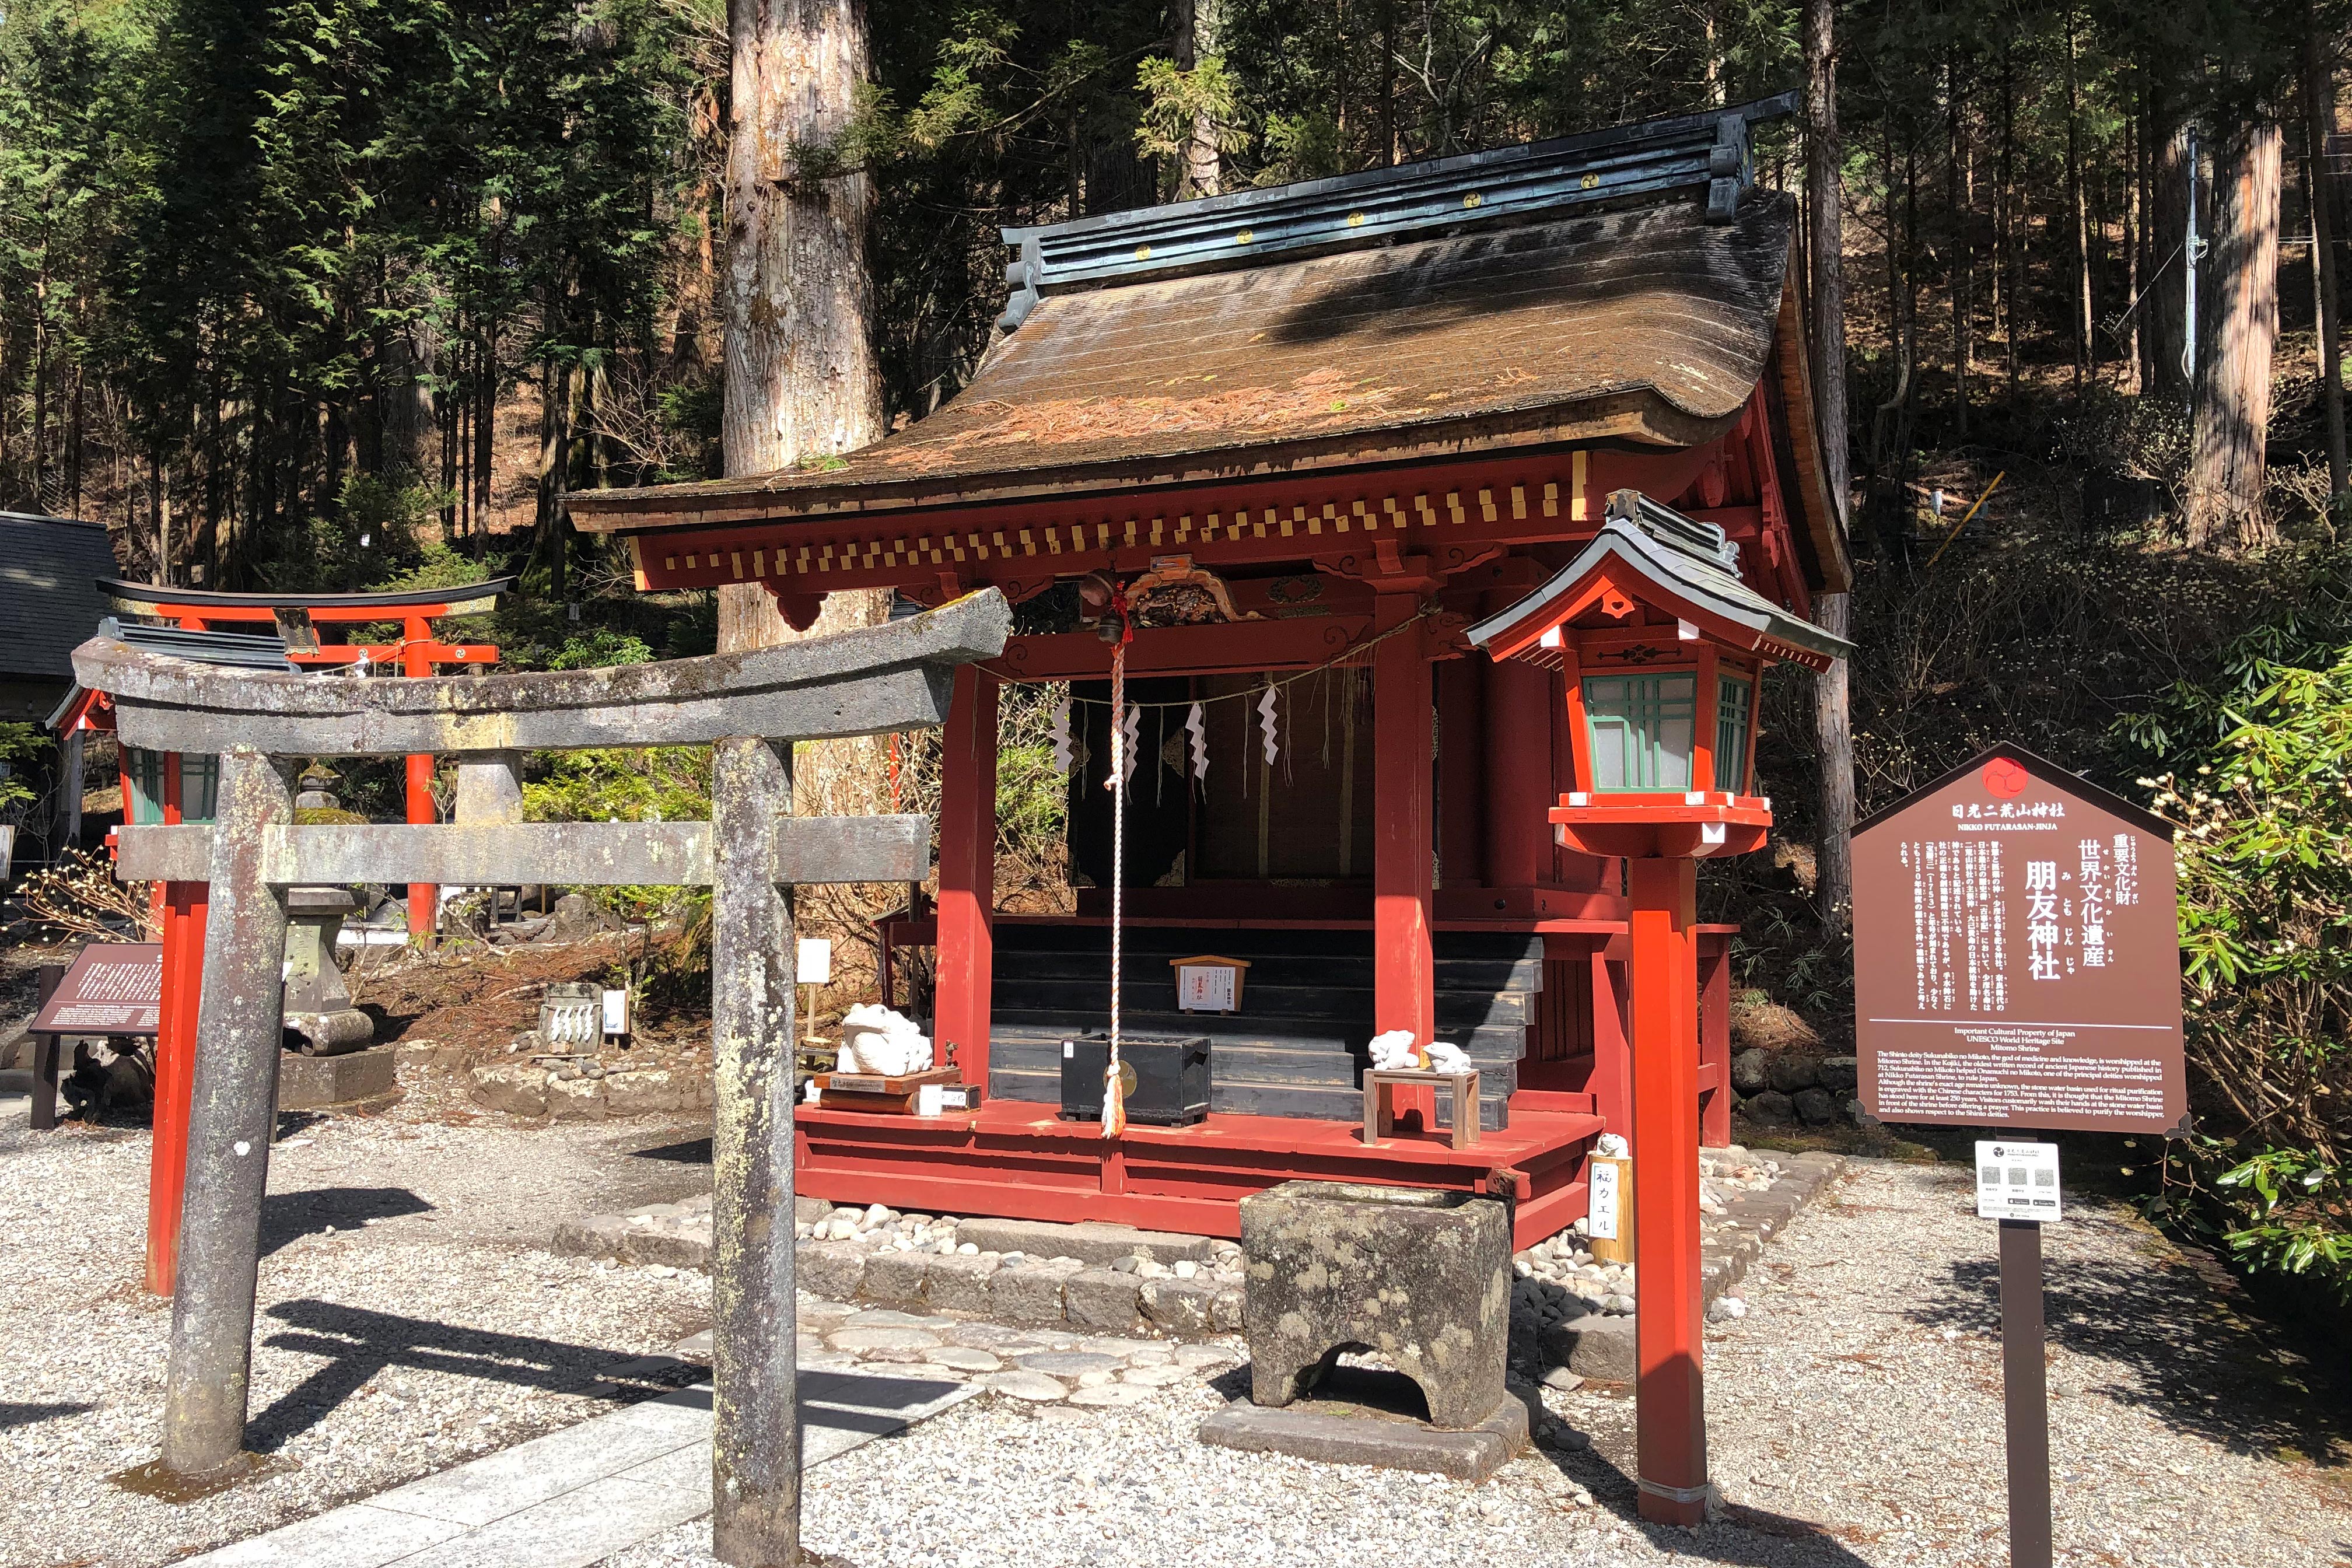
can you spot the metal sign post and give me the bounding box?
[1975,1142,2070,1568]
[1999,1219,2053,1568]
[1979,1138,2061,1568]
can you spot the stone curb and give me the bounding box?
[556,1152,1848,1360]
[1198,1395,1530,1481]
[1540,1150,1847,1382]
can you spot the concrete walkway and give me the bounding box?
[182,1366,978,1568]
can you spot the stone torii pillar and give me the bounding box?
[79,591,1012,1566]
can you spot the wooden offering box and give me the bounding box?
[814,1064,964,1115]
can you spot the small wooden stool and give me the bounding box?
[1361,1068,1480,1148]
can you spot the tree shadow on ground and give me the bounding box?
[247,1298,700,1452]
[1903,1234,2351,1465]
[628,1136,711,1166]
[0,1401,94,1430]
[258,1185,435,1256]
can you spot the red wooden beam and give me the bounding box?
[994,617,1374,681]
[286,642,498,666]
[138,600,481,624]
[1370,591,1436,1049]
[933,668,999,1087]
[621,444,1721,600]
[792,1099,1603,1249]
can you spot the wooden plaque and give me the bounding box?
[1852,746,2188,1135]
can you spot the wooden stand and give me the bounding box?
[1360,1068,1480,1149]
[814,1064,961,1115]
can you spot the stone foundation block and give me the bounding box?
[624,1224,711,1270]
[552,1214,630,1260]
[955,1216,1219,1266]
[602,1068,682,1116]
[990,1258,1084,1322]
[1139,1276,1219,1334]
[1211,1284,1245,1334]
[1240,1180,1510,1430]
[278,1046,396,1110]
[545,1076,608,1120]
[922,1252,1001,1314]
[1198,1395,1528,1481]
[1540,1313,1637,1382]
[796,1240,868,1302]
[862,1250,933,1304]
[470,1063,549,1117]
[1062,1268,1144,1332]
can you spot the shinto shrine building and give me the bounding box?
[569,93,1849,1245]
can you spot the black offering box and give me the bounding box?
[1058,1032,1212,1126]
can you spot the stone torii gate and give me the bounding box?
[75,590,1012,1567]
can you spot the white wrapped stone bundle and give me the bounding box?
[836,1003,935,1077]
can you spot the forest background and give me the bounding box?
[3,0,2350,1306]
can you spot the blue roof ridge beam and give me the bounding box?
[998,90,1796,330]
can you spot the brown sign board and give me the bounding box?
[1852,746,2188,1135]
[30,942,163,1037]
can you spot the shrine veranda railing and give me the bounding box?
[75,589,1012,1566]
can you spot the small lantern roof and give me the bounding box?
[1465,489,1854,671]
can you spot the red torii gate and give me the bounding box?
[63,578,509,1294]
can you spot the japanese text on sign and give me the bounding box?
[1853,750,2187,1136]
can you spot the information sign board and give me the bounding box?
[1976,1140,2064,1223]
[30,942,163,1035]
[1852,746,2188,1135]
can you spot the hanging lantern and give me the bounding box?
[1467,488,1853,859]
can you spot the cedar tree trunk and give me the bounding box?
[719,0,886,653]
[2188,119,2283,551]
[2305,2,2347,499]
[1805,0,1856,933]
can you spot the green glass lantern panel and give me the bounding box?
[179,753,220,824]
[123,748,220,825]
[125,747,167,826]
[1715,675,1752,793]
[1581,673,1696,791]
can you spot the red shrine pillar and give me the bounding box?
[1370,593,1435,1048]
[1482,656,1553,893]
[934,666,999,1087]
[146,755,205,1295]
[148,882,205,1294]
[1628,855,1707,1525]
[402,615,438,938]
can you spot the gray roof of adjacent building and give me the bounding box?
[0,511,121,685]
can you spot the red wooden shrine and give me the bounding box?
[52,579,508,1295]
[571,96,1850,1254]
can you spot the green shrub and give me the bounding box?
[2129,582,2352,1300]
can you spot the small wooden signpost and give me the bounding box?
[1853,744,2187,1568]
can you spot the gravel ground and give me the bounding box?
[0,1073,718,1568]
[601,1158,2351,1568]
[6,1069,2346,1568]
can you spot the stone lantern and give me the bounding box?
[1468,488,1851,1525]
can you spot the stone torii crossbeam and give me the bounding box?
[75,590,1013,1567]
